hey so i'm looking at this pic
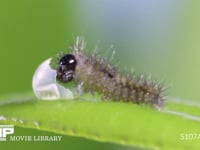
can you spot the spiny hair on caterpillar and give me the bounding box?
[55,36,165,109]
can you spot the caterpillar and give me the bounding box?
[55,37,165,109]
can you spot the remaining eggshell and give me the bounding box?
[32,58,74,100]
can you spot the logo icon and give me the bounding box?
[0,125,14,141]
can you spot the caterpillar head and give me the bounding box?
[56,54,77,82]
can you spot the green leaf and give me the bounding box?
[0,93,199,150]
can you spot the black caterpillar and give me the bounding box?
[55,37,165,109]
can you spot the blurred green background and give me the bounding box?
[0,0,200,149]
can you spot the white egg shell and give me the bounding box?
[32,58,74,100]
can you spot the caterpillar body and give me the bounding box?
[55,37,164,109]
